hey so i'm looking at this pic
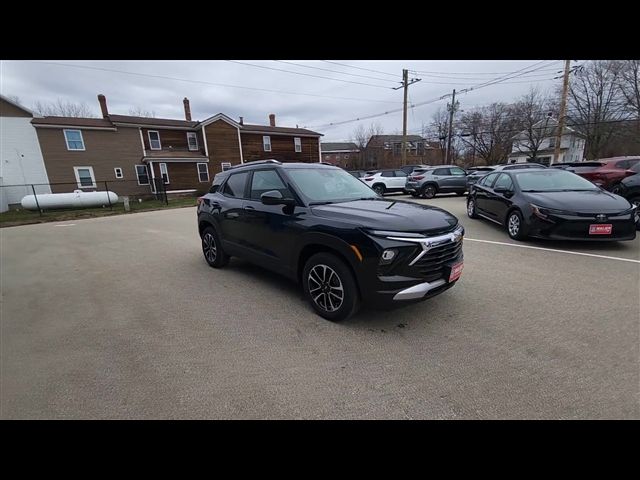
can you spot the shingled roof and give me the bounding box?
[240,124,322,136]
[321,142,359,152]
[109,114,198,128]
[31,116,114,128]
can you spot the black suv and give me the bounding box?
[197,160,464,321]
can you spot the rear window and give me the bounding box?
[223,172,249,198]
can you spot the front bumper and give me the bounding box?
[393,278,447,300]
[526,213,637,241]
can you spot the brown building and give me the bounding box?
[321,143,360,169]
[365,135,442,169]
[32,95,323,197]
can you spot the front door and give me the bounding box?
[218,170,250,249]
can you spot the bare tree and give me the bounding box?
[349,122,383,168]
[618,60,640,119]
[128,106,156,118]
[6,94,22,105]
[32,98,95,117]
[430,107,453,162]
[566,60,627,159]
[510,87,556,161]
[458,103,514,166]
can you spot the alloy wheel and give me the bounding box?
[308,264,344,312]
[508,214,520,237]
[203,233,217,263]
[467,199,475,217]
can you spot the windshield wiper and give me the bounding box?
[308,201,335,206]
[359,197,379,200]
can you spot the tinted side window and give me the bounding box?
[381,171,394,177]
[394,170,407,177]
[250,169,290,200]
[223,172,249,198]
[479,172,500,187]
[450,167,466,176]
[615,160,629,169]
[433,168,450,175]
[493,173,514,190]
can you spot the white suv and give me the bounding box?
[362,169,408,195]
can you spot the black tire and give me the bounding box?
[610,183,623,195]
[302,252,360,322]
[629,196,640,230]
[466,196,479,219]
[372,183,385,196]
[506,210,527,241]
[456,191,465,196]
[410,192,419,198]
[201,226,229,268]
[421,184,437,199]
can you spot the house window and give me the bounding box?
[148,130,161,150]
[263,136,272,152]
[135,165,150,185]
[221,162,232,171]
[64,129,85,151]
[187,132,199,151]
[345,154,350,159]
[159,163,170,184]
[417,142,424,155]
[393,143,401,156]
[294,137,302,153]
[197,163,209,182]
[73,166,96,188]
[114,167,123,179]
[549,137,556,148]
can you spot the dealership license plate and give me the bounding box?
[589,224,612,235]
[449,262,464,282]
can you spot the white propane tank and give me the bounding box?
[21,190,118,210]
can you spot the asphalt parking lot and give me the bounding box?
[1,195,639,419]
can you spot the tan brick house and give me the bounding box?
[33,95,323,197]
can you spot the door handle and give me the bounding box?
[225,212,239,219]
[243,206,255,211]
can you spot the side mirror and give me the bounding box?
[261,190,296,207]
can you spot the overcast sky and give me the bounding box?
[1,60,565,142]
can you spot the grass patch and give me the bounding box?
[1,197,198,227]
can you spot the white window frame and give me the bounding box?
[148,130,162,150]
[159,162,170,184]
[114,167,123,179]
[294,137,302,153]
[73,166,96,188]
[197,162,209,183]
[187,132,199,151]
[135,164,150,185]
[221,162,232,171]
[64,129,85,151]
[263,135,272,152]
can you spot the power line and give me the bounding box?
[274,60,400,84]
[407,68,561,81]
[24,61,402,105]
[226,60,393,89]
[320,60,399,77]
[408,64,562,75]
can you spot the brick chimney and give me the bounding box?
[97,94,109,118]
[269,114,276,126]
[183,97,192,121]
[239,116,244,125]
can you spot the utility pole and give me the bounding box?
[552,60,571,166]
[393,69,421,166]
[446,89,459,164]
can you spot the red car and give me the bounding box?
[564,156,640,191]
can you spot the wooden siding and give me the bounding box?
[241,133,319,163]
[150,161,209,193]
[141,127,205,155]
[35,126,150,196]
[0,98,32,118]
[204,120,242,174]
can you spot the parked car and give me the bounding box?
[405,165,468,198]
[467,168,637,241]
[612,162,640,228]
[492,163,548,171]
[197,160,464,321]
[348,170,368,178]
[361,169,409,195]
[563,157,640,191]
[400,164,429,175]
[466,167,495,187]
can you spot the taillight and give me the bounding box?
[412,175,424,180]
[624,169,636,177]
[364,177,375,181]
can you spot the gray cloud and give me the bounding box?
[1,60,562,141]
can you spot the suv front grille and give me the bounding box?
[412,240,463,282]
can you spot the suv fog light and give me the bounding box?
[380,249,397,265]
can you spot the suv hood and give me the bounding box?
[524,190,632,213]
[310,199,458,233]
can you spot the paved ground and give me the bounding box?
[1,195,638,419]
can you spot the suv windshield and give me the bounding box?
[287,167,376,203]
[514,170,600,192]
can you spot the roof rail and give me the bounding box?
[229,159,282,170]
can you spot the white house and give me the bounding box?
[508,117,586,166]
[0,95,51,210]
